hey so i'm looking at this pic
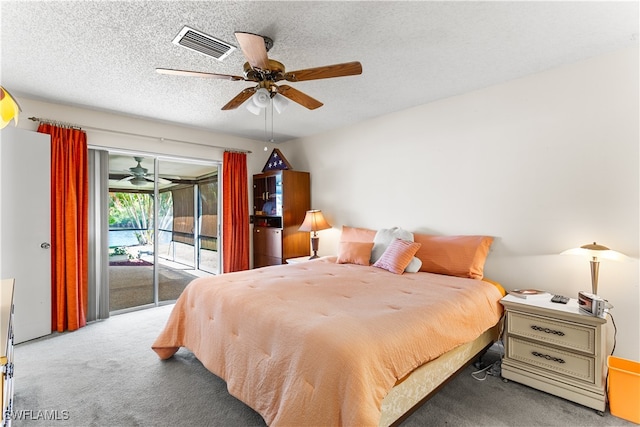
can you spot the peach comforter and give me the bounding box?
[152,257,503,426]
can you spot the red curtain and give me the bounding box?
[222,151,249,272]
[37,124,88,332]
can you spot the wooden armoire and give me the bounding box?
[252,170,310,268]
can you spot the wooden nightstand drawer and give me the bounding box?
[507,311,595,354]
[507,336,596,384]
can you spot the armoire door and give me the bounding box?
[253,226,282,267]
[0,126,52,343]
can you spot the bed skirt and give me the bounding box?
[380,323,501,426]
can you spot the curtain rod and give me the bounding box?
[28,116,252,154]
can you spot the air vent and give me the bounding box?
[172,26,236,61]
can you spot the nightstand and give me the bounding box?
[286,256,314,264]
[500,294,608,414]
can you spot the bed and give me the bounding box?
[152,227,505,426]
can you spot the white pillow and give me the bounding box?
[404,255,423,273]
[370,227,422,273]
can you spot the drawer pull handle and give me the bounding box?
[530,325,565,336]
[531,351,565,364]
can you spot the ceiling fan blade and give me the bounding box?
[221,87,257,110]
[156,68,246,81]
[277,85,323,110]
[158,177,172,184]
[235,32,270,71]
[118,176,135,182]
[281,61,362,82]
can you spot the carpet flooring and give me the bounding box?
[13,305,636,427]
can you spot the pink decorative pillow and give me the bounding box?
[372,238,422,275]
[413,234,493,280]
[339,225,377,243]
[336,241,374,266]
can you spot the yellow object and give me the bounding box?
[482,278,507,296]
[608,355,640,424]
[0,86,22,129]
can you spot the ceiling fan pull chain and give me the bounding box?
[270,101,275,143]
[264,106,268,144]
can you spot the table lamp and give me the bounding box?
[561,242,628,295]
[298,210,331,259]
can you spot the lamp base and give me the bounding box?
[309,235,320,260]
[590,259,600,295]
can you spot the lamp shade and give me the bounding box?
[298,210,331,233]
[252,88,271,108]
[561,242,628,262]
[0,86,22,129]
[561,242,628,295]
[246,101,262,115]
[272,93,289,114]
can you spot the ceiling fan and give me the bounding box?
[156,31,363,111]
[118,157,172,186]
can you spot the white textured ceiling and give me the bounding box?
[1,1,638,143]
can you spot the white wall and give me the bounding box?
[279,48,640,360]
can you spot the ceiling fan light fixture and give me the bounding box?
[273,93,289,114]
[246,101,262,115]
[252,88,271,108]
[130,176,148,186]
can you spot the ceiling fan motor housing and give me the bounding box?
[130,157,148,175]
[243,59,285,81]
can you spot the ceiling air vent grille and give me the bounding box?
[172,26,236,61]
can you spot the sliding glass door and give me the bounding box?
[107,152,220,312]
[198,177,219,274]
[108,157,156,312]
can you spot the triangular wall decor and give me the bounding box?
[262,148,293,172]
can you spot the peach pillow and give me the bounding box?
[336,241,374,266]
[413,234,493,280]
[339,225,376,243]
[372,238,422,275]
